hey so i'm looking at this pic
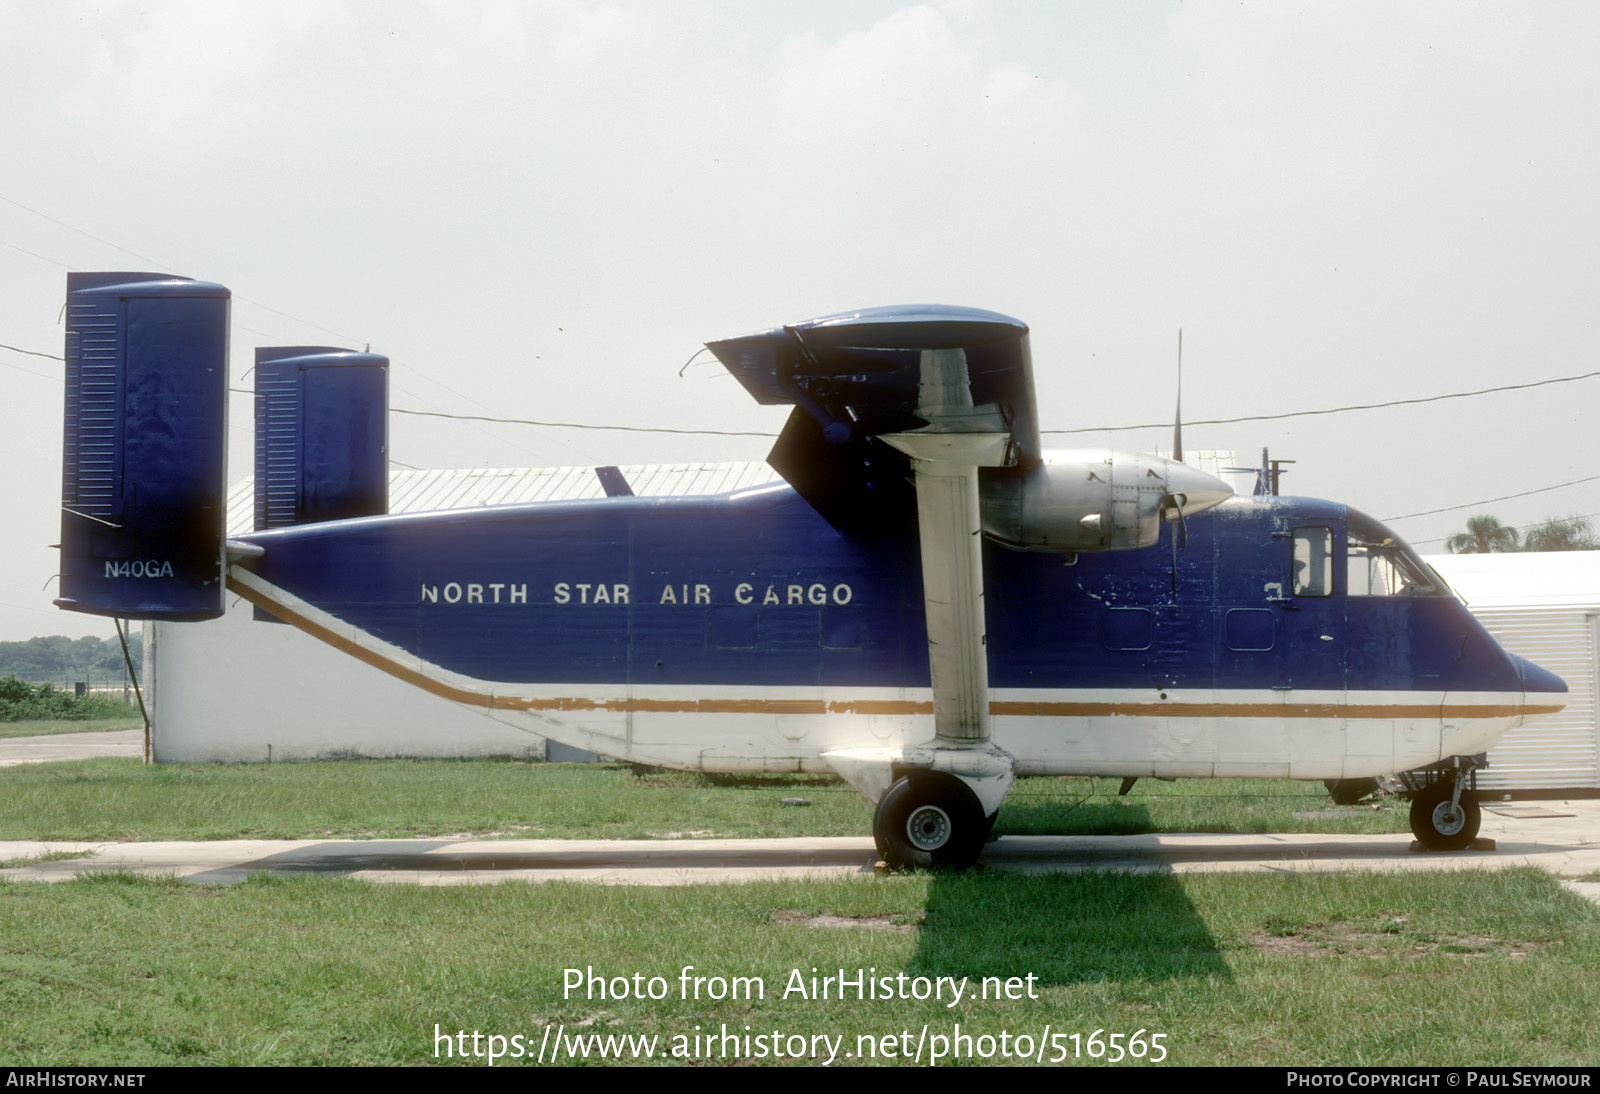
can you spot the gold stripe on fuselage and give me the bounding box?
[228,575,1557,721]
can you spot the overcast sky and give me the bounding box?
[3,0,1597,642]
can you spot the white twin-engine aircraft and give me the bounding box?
[56,275,1566,867]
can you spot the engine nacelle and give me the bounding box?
[980,449,1233,553]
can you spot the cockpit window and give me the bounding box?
[1292,527,1333,597]
[1347,510,1446,598]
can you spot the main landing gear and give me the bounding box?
[872,770,987,870]
[1403,756,1486,851]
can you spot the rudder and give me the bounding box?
[57,272,231,621]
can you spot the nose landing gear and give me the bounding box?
[1401,755,1486,851]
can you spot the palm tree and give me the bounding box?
[1445,514,1519,554]
[1521,515,1599,552]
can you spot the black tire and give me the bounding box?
[1409,781,1481,851]
[872,772,985,870]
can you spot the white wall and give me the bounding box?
[149,606,549,763]
[153,464,785,764]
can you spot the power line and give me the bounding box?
[16,344,1600,527]
[390,406,778,438]
[1,195,175,271]
[220,389,774,437]
[4,197,575,457]
[1,238,72,269]
[1384,474,1600,522]
[3,193,366,346]
[1046,368,1600,434]
[10,192,1598,441]
[387,365,1600,440]
[10,350,1598,444]
[0,357,60,382]
[0,341,62,361]
[233,298,364,346]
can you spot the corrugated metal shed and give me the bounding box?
[228,455,1244,534]
[1426,552,1600,792]
[1427,551,1600,608]
[226,462,781,537]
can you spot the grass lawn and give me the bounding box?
[0,714,142,739]
[0,759,1408,842]
[3,757,1589,1068]
[1,867,1595,1066]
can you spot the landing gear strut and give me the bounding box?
[872,770,986,870]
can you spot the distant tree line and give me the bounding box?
[1446,514,1599,554]
[0,634,142,683]
[0,675,138,722]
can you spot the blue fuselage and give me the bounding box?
[235,489,1558,702]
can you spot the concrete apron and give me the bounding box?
[3,800,1599,895]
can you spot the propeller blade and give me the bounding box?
[1170,516,1178,594]
[1166,491,1189,595]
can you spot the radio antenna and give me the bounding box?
[1173,328,1183,464]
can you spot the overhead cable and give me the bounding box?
[3,193,366,346]
[389,407,779,438]
[1384,474,1600,522]
[1,195,174,271]
[0,341,62,361]
[1047,368,1600,434]
[0,357,60,382]
[12,347,1600,440]
[9,194,1599,435]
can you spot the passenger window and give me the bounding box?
[1292,527,1333,597]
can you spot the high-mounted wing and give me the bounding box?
[710,306,1036,859]
[706,305,1037,529]
[709,305,1237,867]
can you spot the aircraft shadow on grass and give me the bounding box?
[908,801,1233,987]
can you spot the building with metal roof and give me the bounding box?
[224,462,784,534]
[1425,551,1600,794]
[155,464,784,763]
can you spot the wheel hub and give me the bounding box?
[905,804,953,851]
[1431,802,1465,836]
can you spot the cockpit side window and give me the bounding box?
[1346,511,1445,598]
[1292,527,1333,597]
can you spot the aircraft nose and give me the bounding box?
[1515,654,1568,698]
[1165,461,1234,516]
